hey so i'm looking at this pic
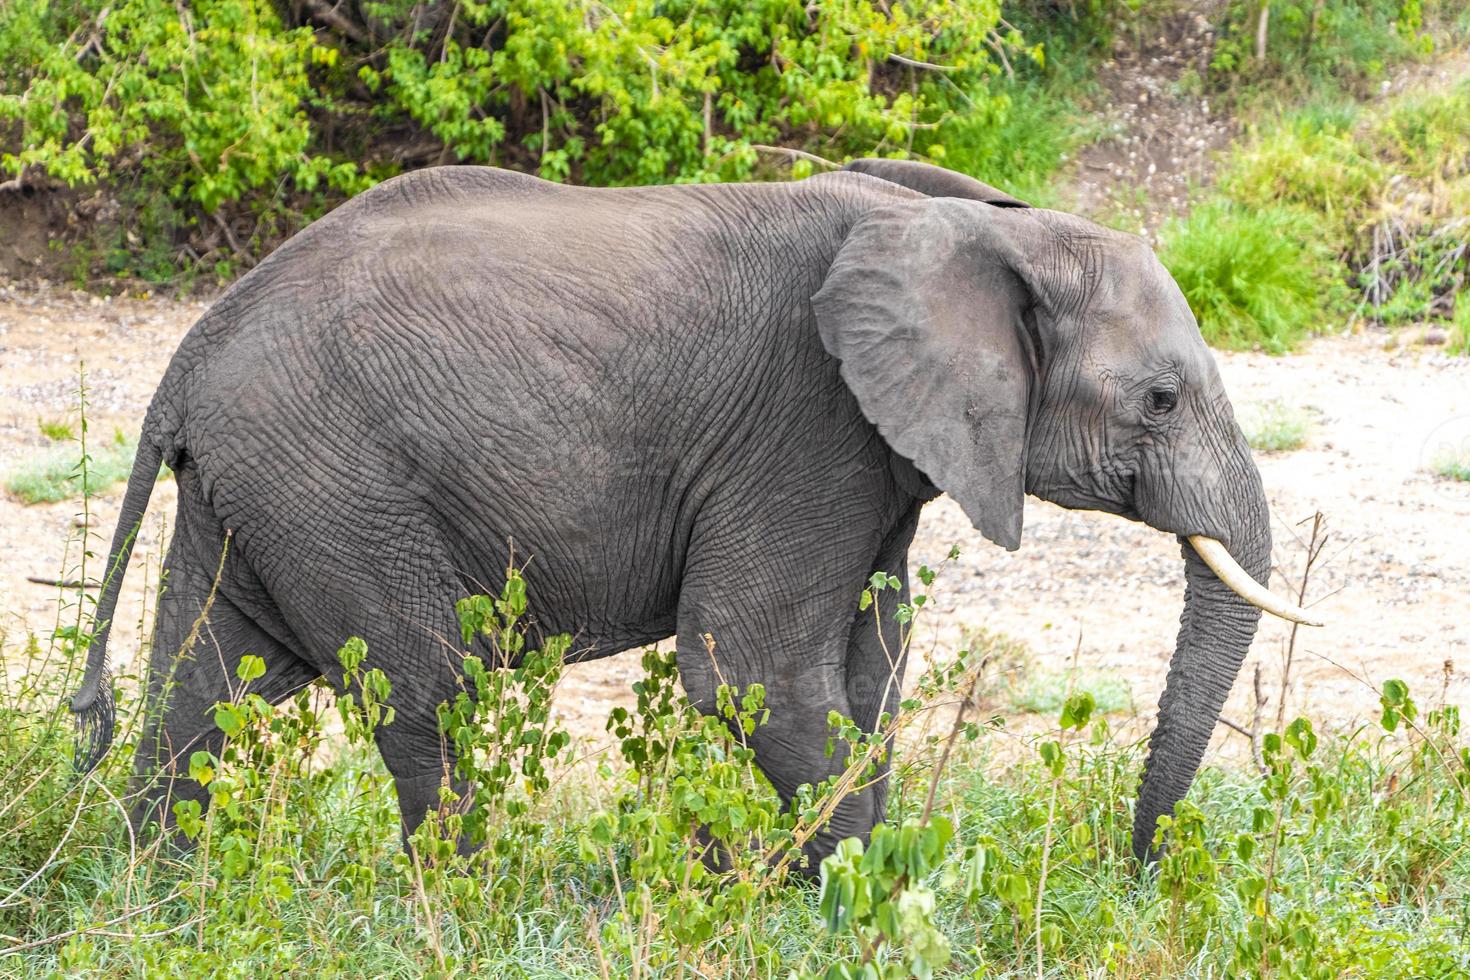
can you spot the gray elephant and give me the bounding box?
[69,159,1315,868]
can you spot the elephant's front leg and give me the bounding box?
[675,528,899,874]
[677,627,881,873]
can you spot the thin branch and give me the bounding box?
[887,53,957,72]
[1,888,195,954]
[747,144,841,170]
[301,0,369,45]
[27,576,99,589]
[1218,716,1255,739]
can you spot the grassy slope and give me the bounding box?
[1162,69,1470,352]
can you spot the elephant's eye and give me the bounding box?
[1147,388,1179,415]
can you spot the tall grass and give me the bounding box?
[938,82,1089,207]
[1,510,1467,976]
[1207,0,1455,105]
[1209,80,1470,345]
[936,3,1110,207]
[1158,201,1348,352]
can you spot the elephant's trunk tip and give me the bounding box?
[1186,535,1324,627]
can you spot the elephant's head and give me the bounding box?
[816,159,1319,863]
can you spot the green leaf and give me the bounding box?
[236,654,266,683]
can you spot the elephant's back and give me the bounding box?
[157,166,864,546]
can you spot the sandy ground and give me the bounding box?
[2,282,1467,763]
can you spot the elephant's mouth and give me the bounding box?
[1117,471,1140,521]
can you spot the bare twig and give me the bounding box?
[887,53,957,72]
[1,888,195,954]
[1249,663,1268,774]
[1218,716,1255,740]
[208,212,255,268]
[26,576,99,589]
[1276,512,1328,733]
[919,659,985,825]
[747,144,841,170]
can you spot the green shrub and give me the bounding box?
[1450,294,1470,355]
[1218,81,1470,336]
[36,418,75,442]
[0,0,1060,278]
[1221,114,1384,248]
[3,568,1470,975]
[1159,200,1348,352]
[1208,0,1437,102]
[937,79,1087,207]
[1241,399,1314,453]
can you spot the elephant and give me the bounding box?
[68,158,1317,869]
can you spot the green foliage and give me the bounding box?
[1450,296,1470,356]
[1213,80,1470,343]
[5,425,136,504]
[1430,438,1470,483]
[0,0,370,275]
[1009,667,1130,715]
[815,817,955,979]
[586,648,799,971]
[1241,399,1314,453]
[2,628,1469,974]
[1158,200,1348,352]
[935,79,1083,206]
[37,417,75,442]
[0,0,1081,278]
[4,526,1470,975]
[1209,0,1438,102]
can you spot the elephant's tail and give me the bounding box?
[69,436,165,774]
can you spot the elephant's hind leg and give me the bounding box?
[132,549,320,837]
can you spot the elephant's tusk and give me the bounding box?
[1187,535,1325,627]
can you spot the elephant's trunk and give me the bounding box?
[1132,481,1271,863]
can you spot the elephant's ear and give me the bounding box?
[843,158,1030,209]
[813,199,1036,550]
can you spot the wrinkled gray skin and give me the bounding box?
[71,159,1268,868]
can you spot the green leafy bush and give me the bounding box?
[1217,80,1470,341]
[1159,200,1347,352]
[1208,0,1438,102]
[0,0,1058,277]
[3,569,1470,975]
[5,394,1466,973]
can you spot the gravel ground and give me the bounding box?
[2,283,1467,762]
[1062,7,1232,238]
